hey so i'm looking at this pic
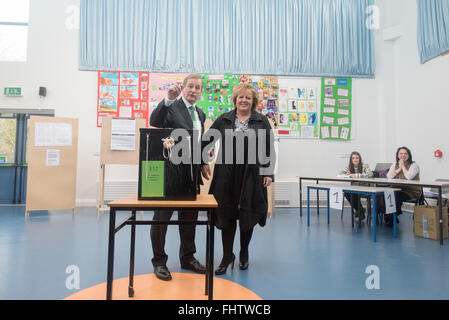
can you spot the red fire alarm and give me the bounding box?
[434,149,443,158]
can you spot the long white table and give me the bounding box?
[300,176,449,245]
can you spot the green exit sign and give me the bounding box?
[3,87,22,96]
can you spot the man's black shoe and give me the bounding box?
[181,259,206,274]
[154,265,172,281]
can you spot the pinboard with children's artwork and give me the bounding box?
[277,77,320,139]
[97,71,150,127]
[319,77,352,141]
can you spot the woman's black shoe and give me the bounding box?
[239,261,249,270]
[215,254,235,275]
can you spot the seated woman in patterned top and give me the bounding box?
[339,151,373,220]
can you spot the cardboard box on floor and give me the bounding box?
[414,206,449,240]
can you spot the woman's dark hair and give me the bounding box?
[348,151,363,174]
[395,146,413,164]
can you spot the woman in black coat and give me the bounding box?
[203,83,275,275]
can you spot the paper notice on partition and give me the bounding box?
[111,118,136,151]
[46,149,60,166]
[35,123,72,146]
[329,187,344,210]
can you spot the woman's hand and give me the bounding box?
[201,165,211,180]
[263,177,273,187]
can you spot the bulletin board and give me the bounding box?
[276,77,320,139]
[97,71,150,127]
[25,116,79,217]
[319,77,352,141]
[147,73,189,110]
[240,75,279,122]
[197,73,240,121]
[97,72,281,126]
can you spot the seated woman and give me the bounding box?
[384,146,421,227]
[339,151,373,220]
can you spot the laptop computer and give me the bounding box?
[373,163,392,178]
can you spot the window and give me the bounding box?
[0,0,30,62]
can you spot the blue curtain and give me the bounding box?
[418,0,449,64]
[79,0,374,78]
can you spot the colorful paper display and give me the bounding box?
[97,71,150,127]
[320,77,352,141]
[97,72,354,142]
[277,86,319,139]
[196,73,240,121]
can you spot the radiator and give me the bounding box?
[101,180,138,201]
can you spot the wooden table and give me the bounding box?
[106,194,218,300]
[305,183,400,242]
[300,177,449,245]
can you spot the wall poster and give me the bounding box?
[319,77,352,141]
[97,71,150,127]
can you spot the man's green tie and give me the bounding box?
[189,105,198,128]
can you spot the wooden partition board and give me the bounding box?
[100,116,146,165]
[98,116,146,214]
[26,116,79,214]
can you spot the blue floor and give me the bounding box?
[0,205,448,300]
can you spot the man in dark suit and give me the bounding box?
[149,74,211,281]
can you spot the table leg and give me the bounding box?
[106,207,116,300]
[299,178,302,217]
[393,212,397,238]
[372,194,377,243]
[205,211,210,296]
[351,193,354,228]
[357,196,361,230]
[316,180,320,216]
[327,189,330,225]
[367,197,372,227]
[208,209,214,300]
[128,210,136,298]
[439,187,444,246]
[307,187,310,227]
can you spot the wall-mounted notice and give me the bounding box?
[320,77,352,141]
[97,71,150,127]
[46,149,60,166]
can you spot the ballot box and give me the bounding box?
[138,128,198,200]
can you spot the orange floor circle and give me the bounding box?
[65,273,262,300]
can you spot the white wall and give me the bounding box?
[0,0,447,206]
[0,0,101,205]
[374,0,449,181]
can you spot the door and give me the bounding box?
[0,114,17,203]
[0,110,54,204]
